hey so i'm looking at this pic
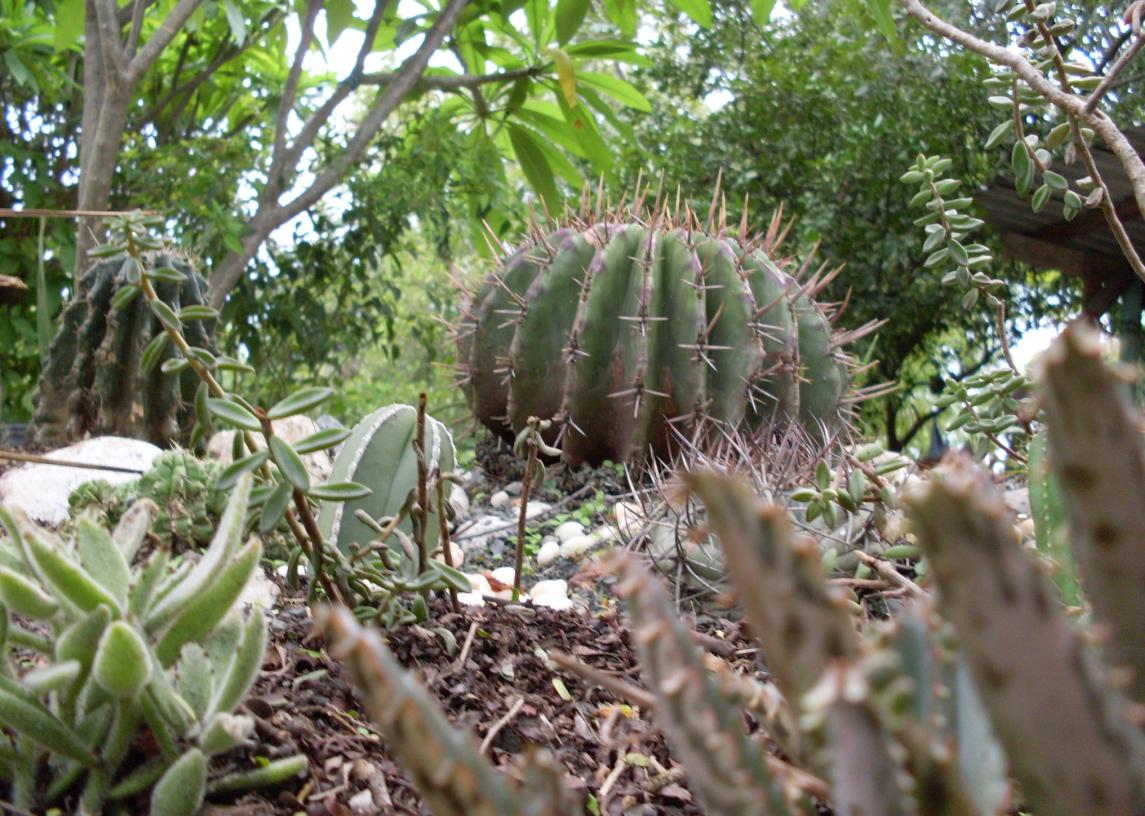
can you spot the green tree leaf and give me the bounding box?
[555,0,590,44]
[667,0,713,27]
[508,124,562,209]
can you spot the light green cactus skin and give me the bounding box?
[459,219,849,465]
[316,404,455,555]
[0,474,305,813]
[32,254,215,448]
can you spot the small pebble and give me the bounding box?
[613,501,646,538]
[555,520,585,542]
[491,566,517,586]
[558,534,596,559]
[490,490,511,509]
[537,538,560,566]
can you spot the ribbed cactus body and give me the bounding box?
[460,220,848,465]
[317,404,455,555]
[32,254,214,447]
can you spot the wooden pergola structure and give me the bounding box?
[977,126,1145,323]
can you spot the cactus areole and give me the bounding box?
[459,215,853,465]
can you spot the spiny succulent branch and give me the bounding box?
[1037,321,1145,704]
[323,606,580,816]
[31,252,215,447]
[609,551,795,816]
[906,452,1145,816]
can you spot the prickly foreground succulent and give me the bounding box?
[0,473,306,813]
[69,450,228,550]
[32,253,215,448]
[328,321,1145,816]
[457,204,878,466]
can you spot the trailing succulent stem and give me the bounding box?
[457,198,877,465]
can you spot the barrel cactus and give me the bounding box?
[317,404,455,556]
[457,212,859,465]
[31,253,214,447]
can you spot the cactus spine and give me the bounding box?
[458,206,865,465]
[32,254,215,447]
[316,404,455,555]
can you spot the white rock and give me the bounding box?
[449,484,470,519]
[490,566,517,586]
[207,415,333,482]
[529,578,567,599]
[558,534,596,559]
[0,437,162,525]
[489,490,511,508]
[536,537,560,566]
[434,540,465,568]
[238,568,280,610]
[532,594,574,611]
[554,520,585,542]
[530,579,573,610]
[593,525,617,543]
[613,501,647,538]
[466,573,492,594]
[524,500,550,520]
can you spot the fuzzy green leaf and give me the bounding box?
[207,609,267,721]
[21,527,121,616]
[0,567,58,619]
[150,749,207,816]
[0,675,96,764]
[93,621,152,699]
[154,538,262,667]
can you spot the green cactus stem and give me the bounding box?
[610,551,795,816]
[316,404,455,557]
[906,453,1145,816]
[323,606,531,816]
[1038,320,1145,703]
[31,253,215,447]
[457,206,873,466]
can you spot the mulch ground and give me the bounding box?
[207,582,762,816]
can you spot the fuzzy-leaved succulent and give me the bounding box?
[0,473,306,813]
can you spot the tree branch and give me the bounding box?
[276,0,472,223]
[275,0,391,190]
[93,0,128,78]
[358,64,538,90]
[125,0,146,57]
[902,0,1145,265]
[126,0,204,82]
[1084,31,1145,114]
[273,0,322,175]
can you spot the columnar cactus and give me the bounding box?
[31,253,215,447]
[458,210,864,465]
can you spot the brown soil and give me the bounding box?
[205,582,762,815]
